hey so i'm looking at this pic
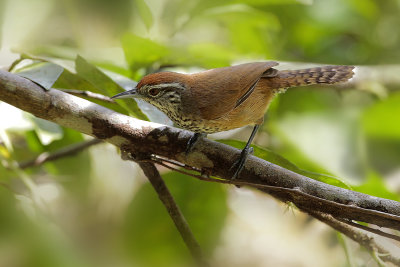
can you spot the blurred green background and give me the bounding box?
[1,0,400,266]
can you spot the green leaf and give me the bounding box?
[14,62,64,90]
[54,68,99,92]
[54,68,130,116]
[362,92,400,139]
[354,171,399,201]
[30,117,63,146]
[206,7,280,57]
[238,0,313,5]
[42,128,91,196]
[25,129,45,153]
[75,55,122,96]
[220,139,351,189]
[186,43,234,68]
[123,171,228,266]
[75,55,148,120]
[9,55,137,118]
[271,111,364,182]
[121,33,169,71]
[134,0,154,30]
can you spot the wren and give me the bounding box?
[112,61,354,179]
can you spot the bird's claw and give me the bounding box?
[231,146,254,180]
[185,133,206,155]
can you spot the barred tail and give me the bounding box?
[268,65,355,89]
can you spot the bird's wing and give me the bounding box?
[182,61,278,120]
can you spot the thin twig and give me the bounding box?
[18,139,102,169]
[305,210,400,266]
[137,162,208,267]
[336,219,400,243]
[143,157,400,265]
[59,89,115,103]
[144,157,400,243]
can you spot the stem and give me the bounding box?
[138,162,208,267]
[18,139,102,169]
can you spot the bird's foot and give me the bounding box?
[231,146,254,180]
[185,133,207,155]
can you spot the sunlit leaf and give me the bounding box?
[348,0,377,19]
[354,171,399,201]
[0,145,10,159]
[30,117,63,146]
[25,130,45,153]
[14,62,64,90]
[271,111,364,183]
[134,0,154,30]
[362,92,400,139]
[75,55,123,96]
[234,0,313,5]
[121,33,169,71]
[54,68,99,92]
[54,68,131,116]
[206,7,280,57]
[75,55,148,120]
[186,43,234,68]
[95,62,132,77]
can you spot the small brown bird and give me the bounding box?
[112,62,354,179]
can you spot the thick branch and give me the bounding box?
[1,69,400,232]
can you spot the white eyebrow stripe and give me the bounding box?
[142,83,186,90]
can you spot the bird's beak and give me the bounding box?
[111,88,138,99]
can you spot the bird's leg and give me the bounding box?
[186,132,207,155]
[231,124,260,180]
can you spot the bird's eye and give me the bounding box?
[148,88,160,96]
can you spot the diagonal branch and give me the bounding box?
[137,161,207,266]
[305,210,400,266]
[141,156,400,243]
[18,139,102,168]
[135,157,400,265]
[1,69,399,228]
[1,69,400,262]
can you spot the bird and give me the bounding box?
[112,61,354,179]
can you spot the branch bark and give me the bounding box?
[138,162,207,266]
[1,69,400,263]
[304,210,400,266]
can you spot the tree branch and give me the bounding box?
[137,161,207,266]
[305,210,400,266]
[59,89,116,103]
[18,139,102,169]
[1,69,400,262]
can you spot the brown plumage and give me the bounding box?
[132,62,354,133]
[263,65,355,88]
[113,61,354,178]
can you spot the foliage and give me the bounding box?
[1,0,400,266]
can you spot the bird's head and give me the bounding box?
[111,72,187,110]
